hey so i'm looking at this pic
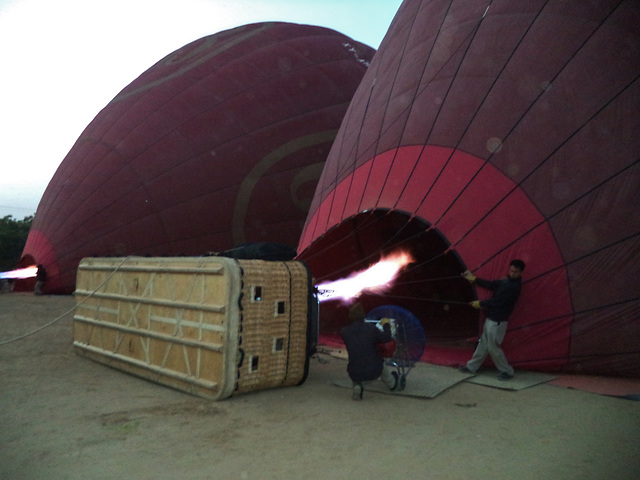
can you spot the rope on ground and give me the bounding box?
[0,256,131,347]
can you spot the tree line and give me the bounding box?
[0,215,33,272]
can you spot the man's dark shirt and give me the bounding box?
[340,321,392,382]
[475,276,522,323]
[36,266,47,281]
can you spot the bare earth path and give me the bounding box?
[1,293,639,480]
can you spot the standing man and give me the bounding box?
[34,264,47,295]
[340,302,398,400]
[459,259,525,380]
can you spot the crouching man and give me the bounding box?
[340,303,398,400]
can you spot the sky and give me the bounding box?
[0,0,403,219]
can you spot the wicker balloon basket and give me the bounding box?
[73,256,315,400]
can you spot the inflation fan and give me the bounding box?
[366,305,426,391]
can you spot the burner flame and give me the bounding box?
[316,251,413,303]
[0,265,38,280]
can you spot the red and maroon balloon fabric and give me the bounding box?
[297,0,640,376]
[21,22,374,294]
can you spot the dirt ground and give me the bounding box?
[1,293,639,480]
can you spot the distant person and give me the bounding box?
[459,259,526,380]
[34,264,47,295]
[340,303,398,400]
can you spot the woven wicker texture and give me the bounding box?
[234,260,310,395]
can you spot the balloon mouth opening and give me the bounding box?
[299,209,477,343]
